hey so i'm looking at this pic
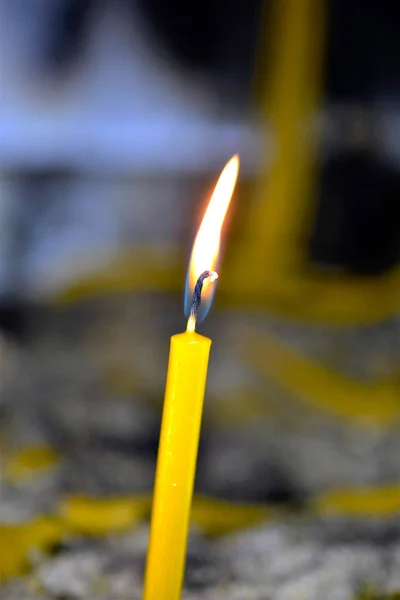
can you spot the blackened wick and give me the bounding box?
[189,270,218,321]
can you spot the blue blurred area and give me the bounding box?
[0,0,263,312]
[0,0,399,324]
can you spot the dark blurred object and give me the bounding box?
[310,149,400,276]
[139,0,226,69]
[43,0,96,72]
[39,0,261,104]
[0,295,30,341]
[138,0,262,81]
[325,0,400,102]
[308,0,400,277]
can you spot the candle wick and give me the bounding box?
[186,270,218,332]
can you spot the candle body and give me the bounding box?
[143,330,211,600]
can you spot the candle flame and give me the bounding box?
[184,155,239,322]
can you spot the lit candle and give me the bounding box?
[143,155,239,600]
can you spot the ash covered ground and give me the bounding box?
[1,295,400,599]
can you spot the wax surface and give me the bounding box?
[143,330,211,600]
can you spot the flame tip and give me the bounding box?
[228,154,240,168]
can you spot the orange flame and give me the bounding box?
[185,155,239,322]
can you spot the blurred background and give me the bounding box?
[1,0,400,594]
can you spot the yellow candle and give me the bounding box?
[143,328,211,600]
[143,156,239,600]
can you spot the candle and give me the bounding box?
[143,156,239,600]
[230,0,325,311]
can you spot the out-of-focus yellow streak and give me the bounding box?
[246,332,400,426]
[315,485,400,517]
[230,0,325,285]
